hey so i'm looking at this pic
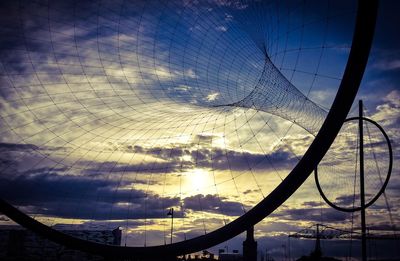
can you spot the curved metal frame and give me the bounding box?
[0,0,379,259]
[315,116,393,212]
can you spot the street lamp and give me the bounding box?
[167,208,174,244]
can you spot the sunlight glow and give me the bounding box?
[185,168,212,193]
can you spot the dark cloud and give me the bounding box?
[302,201,324,208]
[0,172,179,220]
[21,167,70,176]
[272,207,348,223]
[192,134,214,146]
[67,139,297,177]
[82,161,187,175]
[129,142,296,172]
[367,224,400,232]
[0,143,43,176]
[184,194,245,216]
[334,195,360,207]
[211,148,295,171]
[37,195,181,220]
[243,189,259,195]
[0,140,292,221]
[1,166,252,221]
[0,142,39,152]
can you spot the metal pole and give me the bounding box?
[170,208,174,244]
[359,100,367,261]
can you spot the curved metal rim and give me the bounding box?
[0,0,379,258]
[315,116,393,213]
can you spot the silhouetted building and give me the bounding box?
[0,226,121,260]
[219,252,243,261]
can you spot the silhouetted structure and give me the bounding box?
[296,227,340,261]
[0,226,121,260]
[219,253,242,261]
[243,226,257,261]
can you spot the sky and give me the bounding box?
[0,0,399,260]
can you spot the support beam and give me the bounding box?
[243,226,257,261]
[359,100,367,261]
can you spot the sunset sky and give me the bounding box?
[0,0,398,260]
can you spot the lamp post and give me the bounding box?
[167,208,174,244]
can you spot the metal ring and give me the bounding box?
[315,117,393,212]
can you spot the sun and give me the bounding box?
[185,168,212,194]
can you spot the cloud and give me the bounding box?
[205,92,220,101]
[185,69,197,79]
[82,161,185,176]
[367,224,399,232]
[383,89,400,105]
[0,142,39,152]
[302,201,324,208]
[272,207,348,223]
[372,57,400,71]
[0,172,180,220]
[183,194,245,216]
[0,167,247,221]
[372,90,400,127]
[330,195,362,209]
[129,140,296,172]
[212,0,248,10]
[215,26,228,32]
